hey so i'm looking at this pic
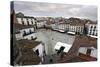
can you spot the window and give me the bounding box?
[94,26,96,29]
[96,33,97,36]
[86,49,91,56]
[31,21,33,24]
[49,59,53,63]
[93,29,95,32]
[90,26,93,31]
[92,32,95,35]
[15,31,20,34]
[26,18,28,21]
[27,21,29,25]
[22,21,24,25]
[91,26,93,28]
[31,36,33,40]
[89,32,91,35]
[93,26,96,31]
[23,30,26,36]
[35,49,39,55]
[29,29,31,33]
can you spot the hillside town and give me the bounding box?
[11,2,97,66]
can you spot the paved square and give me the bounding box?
[36,29,75,55]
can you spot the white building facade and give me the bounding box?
[78,47,97,58]
[37,21,46,28]
[87,23,97,37]
[57,23,70,32]
[17,17,36,25]
[33,43,45,62]
[69,23,84,34]
[15,27,36,40]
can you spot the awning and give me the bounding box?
[67,31,75,35]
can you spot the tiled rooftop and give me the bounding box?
[15,39,41,65]
[13,23,34,30]
[18,50,41,65]
[58,35,97,63]
[16,39,41,49]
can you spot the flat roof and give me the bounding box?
[54,42,72,53]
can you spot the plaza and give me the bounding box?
[35,29,75,55]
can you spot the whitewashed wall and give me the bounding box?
[90,48,97,58]
[69,25,84,34]
[78,47,97,58]
[17,18,22,24]
[37,21,46,28]
[15,33,23,40]
[23,33,36,40]
[87,24,97,36]
[28,18,32,25]
[15,28,35,40]
[20,28,34,34]
[23,18,27,25]
[33,44,44,61]
[17,17,36,25]
[79,47,87,54]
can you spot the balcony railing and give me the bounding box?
[23,31,35,36]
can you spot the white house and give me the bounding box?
[16,12,36,25]
[33,43,45,62]
[54,42,72,54]
[37,21,46,28]
[78,47,97,59]
[69,23,84,34]
[57,23,70,32]
[50,23,58,30]
[17,17,36,25]
[14,24,36,40]
[86,23,97,38]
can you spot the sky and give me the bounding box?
[14,1,97,21]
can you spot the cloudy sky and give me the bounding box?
[14,1,97,21]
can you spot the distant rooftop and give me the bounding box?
[16,39,41,49]
[13,23,34,31]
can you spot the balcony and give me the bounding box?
[23,31,35,36]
